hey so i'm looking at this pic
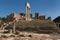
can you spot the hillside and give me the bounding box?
[5,19,58,34]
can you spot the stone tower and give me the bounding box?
[25,2,31,21]
[35,12,39,19]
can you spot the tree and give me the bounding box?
[53,16,60,33]
[2,17,7,22]
[53,16,60,23]
[0,17,2,20]
[20,13,25,16]
[30,14,32,18]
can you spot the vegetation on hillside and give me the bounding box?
[5,19,59,34]
[0,17,7,22]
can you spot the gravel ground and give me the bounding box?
[0,34,60,40]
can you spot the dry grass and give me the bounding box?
[6,19,58,34]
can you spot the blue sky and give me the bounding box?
[0,0,60,20]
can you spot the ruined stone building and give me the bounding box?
[7,2,32,21]
[7,13,25,21]
[6,2,51,21]
[35,12,39,19]
[39,16,45,20]
[35,12,51,20]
